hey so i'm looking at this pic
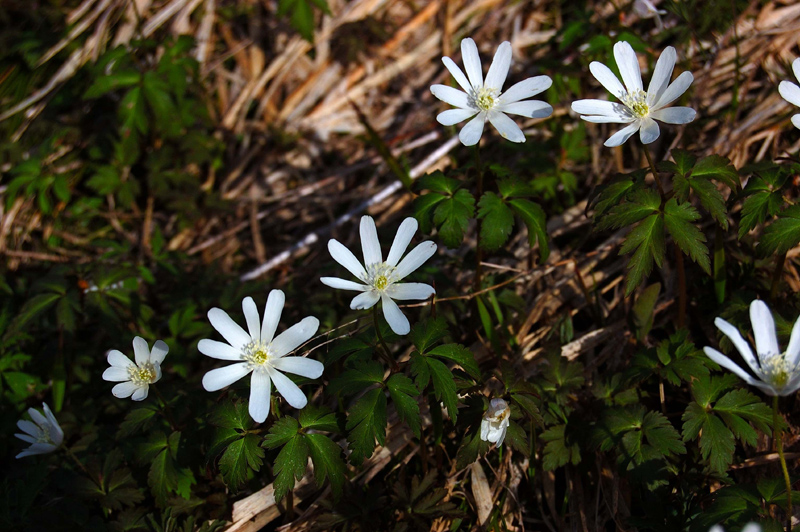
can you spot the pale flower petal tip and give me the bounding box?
[480,398,511,447]
[14,403,63,458]
[779,60,800,128]
[104,337,167,401]
[431,37,552,146]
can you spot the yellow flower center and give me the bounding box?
[374,275,389,290]
[762,354,791,390]
[622,89,649,118]
[243,340,273,368]
[472,87,500,111]
[128,362,157,386]
[366,262,396,292]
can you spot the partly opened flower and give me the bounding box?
[321,216,436,335]
[633,0,667,29]
[430,37,553,146]
[778,58,800,129]
[480,398,510,447]
[703,300,800,396]
[15,403,63,459]
[571,41,696,147]
[103,337,168,401]
[199,291,322,423]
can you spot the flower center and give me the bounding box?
[761,354,792,390]
[471,87,500,111]
[243,340,273,368]
[622,89,649,118]
[128,362,157,386]
[366,262,396,292]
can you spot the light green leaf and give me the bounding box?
[477,192,515,250]
[346,387,387,465]
[508,198,549,261]
[663,199,710,273]
[620,213,665,295]
[759,205,800,256]
[272,433,309,502]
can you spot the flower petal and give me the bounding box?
[271,356,324,379]
[198,339,243,360]
[328,239,368,281]
[437,108,479,126]
[647,46,676,107]
[42,403,62,445]
[480,419,490,440]
[249,371,271,423]
[714,317,762,377]
[132,336,150,366]
[208,308,251,349]
[604,123,640,147]
[387,282,435,301]
[442,56,472,93]
[497,100,553,119]
[614,41,643,93]
[103,367,131,382]
[394,241,437,280]
[271,317,319,357]
[112,381,139,399]
[792,114,800,130]
[650,107,696,124]
[484,41,511,91]
[703,347,774,395]
[750,300,780,358]
[261,289,285,344]
[202,363,251,392]
[571,99,631,120]
[351,290,380,310]
[320,277,368,291]
[17,420,41,438]
[387,218,418,267]
[461,37,483,90]
[779,80,800,108]
[785,315,800,369]
[501,75,552,104]
[652,71,693,109]
[459,112,486,146]
[495,421,508,447]
[267,367,308,409]
[638,117,660,144]
[131,386,149,401]
[28,407,48,428]
[107,349,135,369]
[15,433,37,444]
[793,58,800,84]
[430,84,471,109]
[242,296,261,342]
[782,371,800,396]
[150,340,169,365]
[488,111,525,143]
[580,114,635,124]
[381,295,410,335]
[360,216,382,267]
[589,61,626,100]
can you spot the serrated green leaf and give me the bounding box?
[410,317,448,354]
[263,417,301,449]
[298,406,339,432]
[306,433,346,498]
[147,432,181,507]
[433,189,475,248]
[219,434,264,491]
[632,283,660,341]
[659,149,696,178]
[759,205,800,256]
[541,424,581,471]
[387,374,421,438]
[504,421,530,457]
[510,393,543,426]
[328,361,384,396]
[620,213,665,295]
[593,177,637,215]
[508,198,549,261]
[497,178,533,198]
[427,344,481,380]
[413,192,448,234]
[739,178,785,238]
[691,154,739,191]
[426,357,458,424]
[597,188,660,230]
[477,192,515,250]
[273,433,309,501]
[5,292,61,340]
[664,199,710,273]
[417,171,461,194]
[210,400,253,431]
[345,387,387,465]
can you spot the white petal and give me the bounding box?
[321,277,368,291]
[267,367,307,409]
[571,99,630,119]
[459,112,486,146]
[249,371,271,423]
[271,356,324,379]
[638,117,660,144]
[208,308,251,349]
[488,111,525,143]
[794,58,800,84]
[785,315,800,369]
[614,41,643,93]
[750,300,780,358]
[394,241,437,280]
[387,218,418,267]
[580,114,635,124]
[202,363,251,391]
[271,317,319,357]
[28,407,48,428]
[381,295,410,335]
[461,37,483,90]
[497,100,553,119]
[112,381,139,399]
[430,84,471,109]
[15,433,37,444]
[103,367,131,382]
[650,107,696,124]
[484,41,511,91]
[242,297,261,342]
[150,340,169,365]
[781,371,800,396]
[500,76,552,104]
[351,290,380,310]
[328,239,367,281]
[17,420,41,438]
[153,362,162,383]
[589,61,626,100]
[779,81,800,108]
[647,46,676,107]
[261,289,285,344]
[198,339,243,360]
[360,216,382,267]
[703,347,774,395]
[131,386,149,401]
[132,336,149,366]
[107,349,135,369]
[792,114,800,130]
[42,403,61,444]
[387,283,435,301]
[495,421,509,447]
[442,56,472,93]
[714,317,762,377]
[652,71,693,109]
[437,108,479,126]
[480,419,490,441]
[604,123,640,147]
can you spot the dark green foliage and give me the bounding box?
[277,0,331,41]
[414,171,476,248]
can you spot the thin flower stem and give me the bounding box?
[641,144,665,197]
[473,144,484,292]
[772,252,787,301]
[64,445,91,477]
[151,384,178,431]
[774,395,793,532]
[373,306,399,372]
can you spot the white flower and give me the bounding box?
[709,523,762,532]
[480,398,510,447]
[321,216,436,336]
[430,37,553,146]
[571,41,696,147]
[633,0,667,29]
[102,336,168,401]
[15,402,63,459]
[703,300,800,396]
[199,291,323,423]
[778,58,800,130]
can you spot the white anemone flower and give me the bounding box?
[321,216,436,336]
[709,523,762,532]
[199,291,323,423]
[778,58,800,129]
[571,41,696,147]
[633,0,667,30]
[430,37,553,146]
[102,337,168,401]
[703,300,800,396]
[480,398,511,447]
[15,403,63,459]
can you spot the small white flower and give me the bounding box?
[633,0,667,29]
[709,523,762,532]
[480,398,510,447]
[15,402,64,459]
[321,216,436,336]
[704,300,800,396]
[571,41,696,147]
[430,37,553,146]
[778,58,800,130]
[199,291,323,423]
[102,336,168,401]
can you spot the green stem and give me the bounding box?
[774,395,793,532]
[772,253,787,301]
[373,306,399,372]
[64,446,91,477]
[641,143,665,197]
[473,144,484,292]
[151,384,177,431]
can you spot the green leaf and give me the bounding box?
[5,292,61,340]
[674,175,729,228]
[739,177,785,238]
[387,374,421,438]
[218,434,264,491]
[759,205,800,256]
[691,154,739,191]
[427,344,481,380]
[263,417,301,449]
[659,149,696,178]
[510,393,543,426]
[298,406,340,432]
[541,424,580,470]
[508,198,549,261]
[414,193,448,234]
[328,361,384,396]
[417,171,461,194]
[619,213,665,295]
[497,178,533,199]
[714,388,772,445]
[84,70,141,99]
[118,406,158,438]
[410,317,448,354]
[597,188,661,230]
[504,421,530,457]
[663,199,710,273]
[345,387,387,465]
[592,175,639,215]
[277,0,329,42]
[210,400,253,431]
[632,283,660,341]
[426,357,459,424]
[433,189,476,248]
[682,403,734,473]
[305,433,346,498]
[477,192,515,250]
[273,433,310,501]
[146,432,181,507]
